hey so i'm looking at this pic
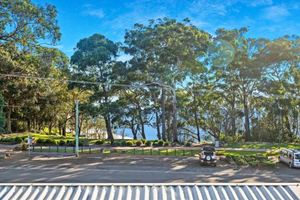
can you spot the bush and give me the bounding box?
[58,140,66,146]
[136,140,142,146]
[141,139,146,144]
[145,141,152,147]
[66,140,74,146]
[121,140,127,146]
[80,139,88,146]
[185,142,192,147]
[36,138,46,145]
[219,133,244,144]
[126,141,133,146]
[45,139,57,145]
[95,140,104,145]
[157,140,164,147]
[0,137,15,144]
[164,141,170,147]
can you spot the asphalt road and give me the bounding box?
[0,153,299,183]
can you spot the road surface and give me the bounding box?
[0,153,299,183]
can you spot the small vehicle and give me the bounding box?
[199,146,217,167]
[278,149,300,168]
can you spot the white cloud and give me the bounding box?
[247,0,273,7]
[82,4,105,19]
[263,5,289,21]
[86,9,105,18]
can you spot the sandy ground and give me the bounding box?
[0,152,299,183]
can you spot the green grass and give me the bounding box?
[224,142,300,150]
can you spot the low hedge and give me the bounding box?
[95,140,105,145]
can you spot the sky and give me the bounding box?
[33,0,300,59]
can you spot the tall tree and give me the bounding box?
[0,92,5,133]
[71,34,120,143]
[124,18,210,142]
[0,0,61,47]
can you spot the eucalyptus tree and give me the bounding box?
[0,0,60,47]
[0,93,5,133]
[0,0,61,133]
[124,18,210,142]
[209,28,300,141]
[71,34,120,142]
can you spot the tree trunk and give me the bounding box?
[166,111,172,141]
[194,110,201,142]
[6,106,12,133]
[155,111,161,140]
[48,123,52,134]
[27,119,31,132]
[105,114,114,142]
[130,118,137,140]
[137,105,146,139]
[62,124,66,136]
[192,92,201,142]
[160,87,166,141]
[243,94,251,141]
[171,85,178,143]
[230,98,236,136]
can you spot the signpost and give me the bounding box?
[27,135,32,156]
[75,100,79,157]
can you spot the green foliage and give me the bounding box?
[0,93,5,133]
[184,142,192,147]
[14,136,23,143]
[95,140,105,145]
[226,154,276,167]
[157,140,164,147]
[136,140,142,146]
[0,137,15,144]
[45,139,57,145]
[145,141,152,147]
[125,141,134,147]
[121,140,127,146]
[0,0,61,47]
[219,134,244,144]
[164,141,170,147]
[58,140,66,146]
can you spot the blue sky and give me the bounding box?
[34,0,300,58]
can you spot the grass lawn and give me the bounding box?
[224,142,300,150]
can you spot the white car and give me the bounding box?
[279,149,300,168]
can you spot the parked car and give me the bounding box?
[278,149,300,168]
[199,146,217,167]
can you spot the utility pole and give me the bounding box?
[75,100,79,157]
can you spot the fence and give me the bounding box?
[30,145,201,157]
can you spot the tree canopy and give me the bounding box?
[0,1,300,144]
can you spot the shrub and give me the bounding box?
[157,140,164,147]
[45,139,57,145]
[58,140,66,146]
[14,137,23,143]
[185,142,192,147]
[136,140,142,146]
[95,140,104,145]
[126,141,133,146]
[79,139,87,146]
[121,140,127,146]
[164,141,170,147]
[141,139,146,144]
[36,138,46,145]
[64,140,72,146]
[145,141,152,147]
[0,137,15,144]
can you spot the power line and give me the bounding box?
[0,73,172,90]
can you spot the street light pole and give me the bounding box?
[75,100,79,157]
